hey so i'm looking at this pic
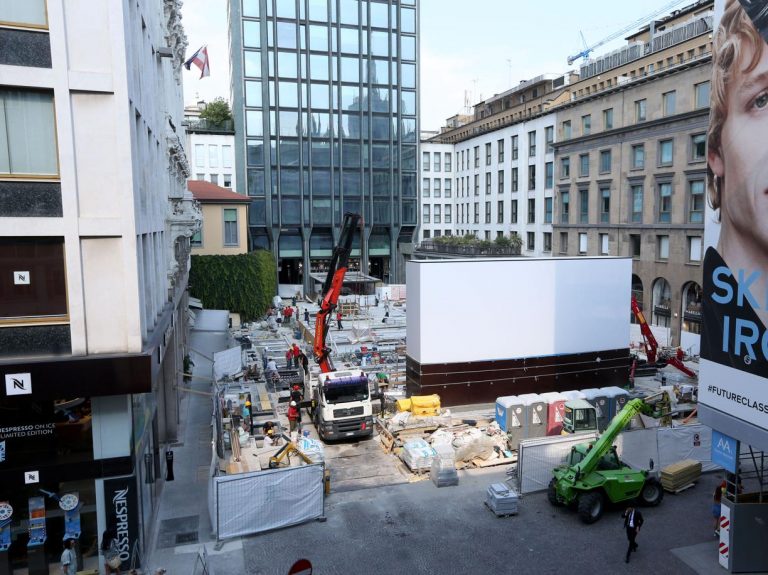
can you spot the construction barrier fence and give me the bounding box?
[517,433,599,494]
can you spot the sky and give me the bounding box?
[181,0,690,129]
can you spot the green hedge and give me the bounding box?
[189,250,277,321]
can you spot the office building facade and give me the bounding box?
[229,0,419,290]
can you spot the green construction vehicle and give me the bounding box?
[549,393,668,523]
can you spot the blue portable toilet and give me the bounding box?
[580,388,610,431]
[495,395,525,449]
[601,386,630,420]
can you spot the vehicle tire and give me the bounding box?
[638,479,664,506]
[577,491,605,524]
[548,479,562,506]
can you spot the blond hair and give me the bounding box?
[708,0,765,210]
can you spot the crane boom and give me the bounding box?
[567,0,689,65]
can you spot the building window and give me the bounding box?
[603,108,613,130]
[445,204,452,223]
[511,135,519,160]
[485,201,491,223]
[422,178,430,197]
[691,133,706,161]
[663,90,676,116]
[688,236,702,262]
[223,145,232,168]
[195,144,205,167]
[459,151,464,170]
[210,173,219,185]
[581,114,591,136]
[423,204,430,223]
[485,172,491,194]
[600,187,610,223]
[434,179,441,198]
[474,174,479,195]
[511,168,518,192]
[511,199,518,223]
[435,230,442,238]
[191,229,203,247]
[599,149,611,174]
[445,153,452,172]
[498,170,504,194]
[635,99,647,122]
[631,185,643,223]
[434,204,441,224]
[208,145,219,167]
[474,203,479,223]
[543,232,552,252]
[545,162,553,188]
[560,191,570,223]
[196,173,205,180]
[485,143,492,166]
[562,120,571,140]
[527,232,535,251]
[631,144,645,169]
[579,232,588,254]
[658,235,670,260]
[559,232,569,253]
[474,146,480,168]
[223,174,232,187]
[579,153,589,177]
[423,229,431,240]
[561,156,570,178]
[422,151,430,171]
[0,1,47,27]
[0,90,58,176]
[498,139,505,162]
[695,81,710,109]
[630,234,641,258]
[659,139,673,166]
[579,189,590,223]
[689,180,705,223]
[528,131,536,157]
[497,200,504,223]
[528,165,536,190]
[544,197,553,223]
[545,126,554,152]
[224,208,239,246]
[599,233,609,255]
[528,198,536,223]
[433,152,441,172]
[445,178,452,198]
[658,182,672,223]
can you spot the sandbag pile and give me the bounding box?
[661,459,701,491]
[410,394,441,417]
[400,438,436,472]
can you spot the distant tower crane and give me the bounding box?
[567,0,689,66]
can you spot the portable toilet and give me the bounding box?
[562,389,586,402]
[517,393,547,439]
[580,388,610,431]
[496,396,525,449]
[539,391,568,436]
[601,386,630,420]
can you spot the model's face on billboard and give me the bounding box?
[710,41,768,254]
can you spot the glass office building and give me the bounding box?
[229,0,419,289]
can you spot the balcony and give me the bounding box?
[183,118,235,134]
[415,238,522,258]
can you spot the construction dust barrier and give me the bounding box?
[211,463,324,540]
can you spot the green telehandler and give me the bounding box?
[548,392,670,523]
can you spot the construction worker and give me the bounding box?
[337,311,343,330]
[304,308,310,323]
[292,343,301,360]
[288,401,300,432]
[291,383,303,404]
[285,348,294,368]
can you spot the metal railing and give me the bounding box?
[416,241,522,256]
[183,118,235,133]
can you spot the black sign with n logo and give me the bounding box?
[103,476,140,572]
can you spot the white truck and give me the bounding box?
[309,370,375,441]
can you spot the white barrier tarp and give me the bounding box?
[214,464,324,539]
[616,424,719,473]
[517,433,598,494]
[615,428,658,471]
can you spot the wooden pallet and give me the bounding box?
[663,482,696,494]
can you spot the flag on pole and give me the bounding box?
[184,45,210,79]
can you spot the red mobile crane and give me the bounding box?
[631,296,695,379]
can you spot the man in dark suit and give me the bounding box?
[623,506,644,563]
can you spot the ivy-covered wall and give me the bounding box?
[189,250,276,321]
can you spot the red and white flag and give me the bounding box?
[184,45,210,79]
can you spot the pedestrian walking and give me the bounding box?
[622,506,643,563]
[60,539,76,575]
[288,401,299,432]
[100,526,121,574]
[337,311,343,330]
[283,306,294,326]
[713,479,726,536]
[298,352,309,377]
[304,309,310,323]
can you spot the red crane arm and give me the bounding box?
[631,295,658,364]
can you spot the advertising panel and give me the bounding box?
[103,476,140,572]
[700,0,768,434]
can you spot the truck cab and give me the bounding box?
[311,370,374,441]
[563,399,598,434]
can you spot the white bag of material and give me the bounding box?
[454,435,495,463]
[401,438,436,472]
[389,411,411,428]
[298,437,325,464]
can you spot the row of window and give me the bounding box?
[448,163,555,196]
[559,134,706,179]
[455,127,555,171]
[194,144,233,170]
[243,0,416,31]
[561,81,710,139]
[191,209,240,248]
[421,151,452,172]
[194,173,233,188]
[450,198,554,225]
[421,177,452,197]
[249,197,417,225]
[421,204,452,224]
[558,231,702,262]
[436,230,553,253]
[558,178,705,225]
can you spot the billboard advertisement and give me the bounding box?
[700,0,768,435]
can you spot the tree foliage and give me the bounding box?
[189,250,276,321]
[199,97,232,125]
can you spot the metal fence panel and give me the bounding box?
[214,464,324,540]
[517,433,598,494]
